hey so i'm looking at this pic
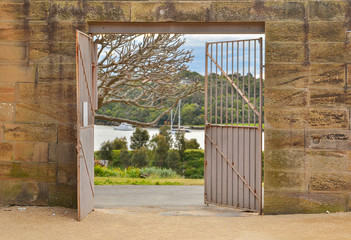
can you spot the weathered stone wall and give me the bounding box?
[0,0,350,213]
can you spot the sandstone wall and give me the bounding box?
[0,0,350,213]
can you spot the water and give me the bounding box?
[94,125,264,151]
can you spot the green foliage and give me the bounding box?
[94,166,180,179]
[140,167,179,179]
[112,137,128,150]
[166,150,181,171]
[94,165,119,177]
[98,141,114,160]
[150,134,169,168]
[159,125,173,150]
[119,149,132,168]
[174,131,186,160]
[97,137,128,161]
[131,147,148,168]
[182,149,204,179]
[130,127,150,150]
[185,138,200,149]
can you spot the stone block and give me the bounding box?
[0,64,35,83]
[264,129,304,149]
[265,170,308,192]
[0,181,49,206]
[310,172,351,191]
[17,83,76,103]
[309,1,346,21]
[309,64,345,88]
[265,88,307,108]
[305,129,351,151]
[0,103,14,121]
[265,148,305,171]
[4,123,57,142]
[14,142,48,162]
[0,42,27,61]
[49,142,76,163]
[0,3,25,21]
[265,108,306,129]
[310,89,348,107]
[131,2,211,22]
[37,63,76,82]
[0,83,15,102]
[0,123,3,142]
[266,42,305,63]
[55,2,131,22]
[48,183,77,208]
[264,191,346,214]
[57,163,76,185]
[0,162,57,182]
[211,1,305,22]
[308,109,348,129]
[306,151,347,171]
[265,64,309,88]
[16,103,76,124]
[29,42,75,62]
[58,124,76,143]
[266,22,306,42]
[309,22,346,42]
[0,143,13,161]
[310,43,346,63]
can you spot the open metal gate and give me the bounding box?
[76,31,98,221]
[204,38,263,212]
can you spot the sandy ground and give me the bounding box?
[0,205,351,240]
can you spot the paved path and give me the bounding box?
[95,185,204,208]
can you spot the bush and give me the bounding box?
[141,167,179,178]
[185,138,200,149]
[182,149,204,179]
[131,147,148,168]
[130,128,150,150]
[165,150,180,171]
[94,165,119,177]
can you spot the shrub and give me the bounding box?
[166,150,181,172]
[141,167,179,178]
[185,138,200,149]
[94,165,119,177]
[130,128,150,150]
[131,147,148,168]
[182,149,204,179]
[111,137,128,150]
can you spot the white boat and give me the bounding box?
[170,99,191,134]
[114,123,134,131]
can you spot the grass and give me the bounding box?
[94,177,204,186]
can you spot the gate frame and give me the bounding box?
[204,38,264,213]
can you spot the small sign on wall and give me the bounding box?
[83,101,88,127]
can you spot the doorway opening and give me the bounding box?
[77,23,265,220]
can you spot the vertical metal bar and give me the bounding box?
[220,42,223,125]
[210,44,213,124]
[215,43,218,125]
[226,42,228,125]
[242,41,245,125]
[205,43,208,125]
[259,37,263,213]
[231,42,234,125]
[254,40,256,126]
[236,42,239,126]
[248,41,251,126]
[204,43,209,204]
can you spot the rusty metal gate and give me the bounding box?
[204,38,263,212]
[76,31,98,221]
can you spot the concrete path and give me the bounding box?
[95,185,204,208]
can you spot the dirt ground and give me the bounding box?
[1,205,351,240]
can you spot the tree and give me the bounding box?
[119,150,131,168]
[185,139,200,149]
[166,150,181,171]
[111,137,128,150]
[130,127,150,150]
[174,131,186,161]
[159,125,173,150]
[98,140,114,160]
[131,147,148,168]
[149,134,169,168]
[94,34,202,126]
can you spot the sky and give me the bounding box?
[181,34,265,76]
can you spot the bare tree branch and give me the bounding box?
[94,34,202,126]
